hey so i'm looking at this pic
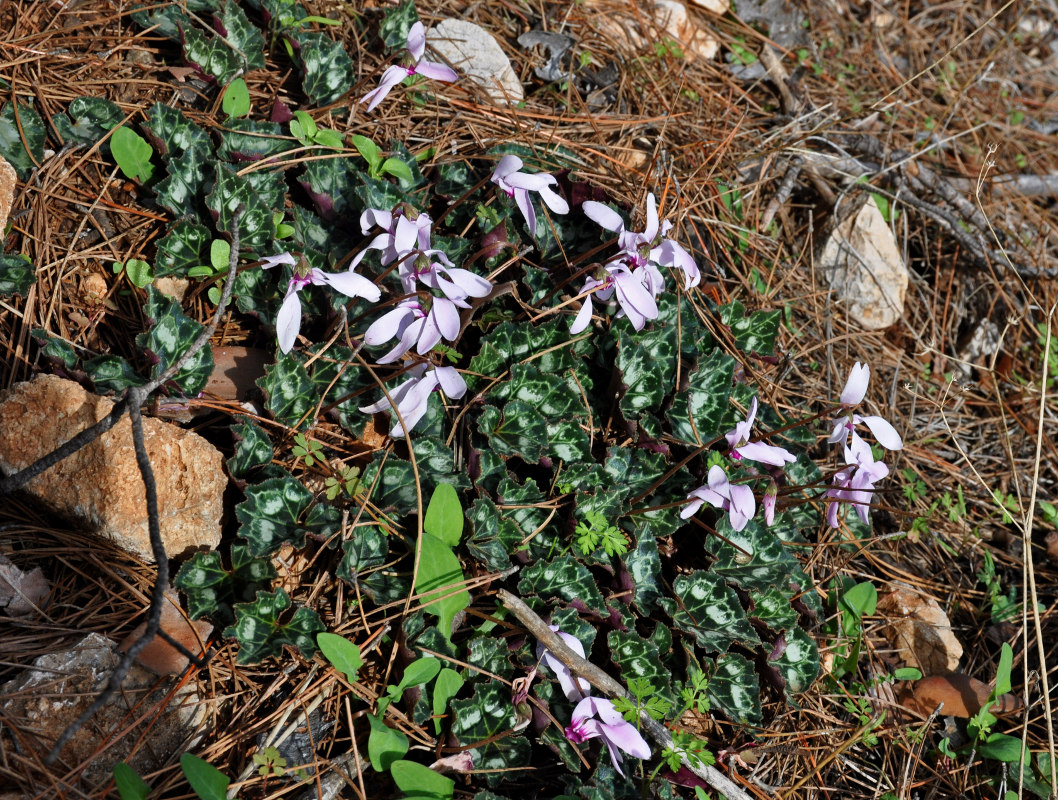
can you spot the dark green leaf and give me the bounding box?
[625,531,663,613]
[0,102,45,180]
[182,26,244,85]
[467,636,513,679]
[708,652,762,726]
[518,555,606,613]
[31,328,78,369]
[298,157,360,220]
[479,400,548,462]
[130,4,190,39]
[54,96,123,148]
[154,221,210,278]
[227,417,274,479]
[206,164,277,253]
[706,515,800,593]
[175,551,230,619]
[662,571,759,653]
[379,0,419,49]
[667,349,736,444]
[84,355,143,393]
[769,626,819,696]
[293,32,355,106]
[217,119,291,162]
[723,304,782,356]
[979,732,1024,763]
[235,475,313,556]
[608,630,676,708]
[223,588,323,663]
[451,682,531,775]
[337,524,389,584]
[257,352,319,428]
[137,286,214,396]
[0,254,35,297]
[218,1,267,71]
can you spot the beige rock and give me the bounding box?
[0,632,207,790]
[819,195,908,330]
[587,0,719,61]
[428,19,524,105]
[154,275,190,303]
[0,374,225,562]
[878,583,963,674]
[0,155,15,238]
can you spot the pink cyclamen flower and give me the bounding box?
[565,696,651,778]
[262,253,381,354]
[680,464,756,532]
[726,397,796,467]
[825,433,890,526]
[363,297,459,363]
[490,154,569,234]
[536,626,591,702]
[359,363,466,437]
[360,22,458,112]
[569,264,659,334]
[828,362,903,451]
[352,209,433,269]
[583,192,701,291]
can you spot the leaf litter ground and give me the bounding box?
[0,0,1057,798]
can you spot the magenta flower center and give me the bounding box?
[564,719,591,744]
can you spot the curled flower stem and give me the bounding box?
[497,589,753,800]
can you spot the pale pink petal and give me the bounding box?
[515,187,536,232]
[570,295,594,334]
[311,268,381,302]
[611,269,658,329]
[275,286,302,353]
[841,362,870,405]
[727,484,756,531]
[434,365,467,398]
[364,306,414,346]
[360,65,409,112]
[414,60,459,83]
[430,297,461,341]
[537,183,569,214]
[583,201,624,233]
[406,21,427,61]
[643,193,659,240]
[859,414,903,450]
[261,252,296,270]
[491,154,522,183]
[736,441,796,467]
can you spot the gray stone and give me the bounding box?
[819,195,908,330]
[428,19,523,105]
[0,632,207,790]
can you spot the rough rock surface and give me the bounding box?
[587,0,720,61]
[0,632,207,789]
[0,155,15,238]
[819,195,908,330]
[0,374,224,561]
[428,19,523,105]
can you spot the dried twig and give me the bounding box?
[497,589,754,800]
[39,205,246,766]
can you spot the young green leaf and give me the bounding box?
[381,157,414,183]
[222,78,251,118]
[367,713,409,772]
[390,759,455,799]
[180,753,229,800]
[291,110,317,143]
[317,632,364,682]
[431,667,465,735]
[424,483,463,546]
[313,128,344,149]
[111,126,155,183]
[123,258,153,288]
[351,134,382,169]
[113,763,151,800]
[415,533,470,642]
[397,656,442,694]
[210,239,230,271]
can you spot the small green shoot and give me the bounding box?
[290,111,344,149]
[324,465,362,500]
[351,134,414,183]
[611,677,671,722]
[574,509,628,556]
[252,745,287,777]
[292,432,324,467]
[186,239,231,304]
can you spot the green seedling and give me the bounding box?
[574,509,628,557]
[291,432,324,467]
[351,134,414,183]
[112,258,153,289]
[186,239,231,304]
[221,78,251,118]
[290,110,344,149]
